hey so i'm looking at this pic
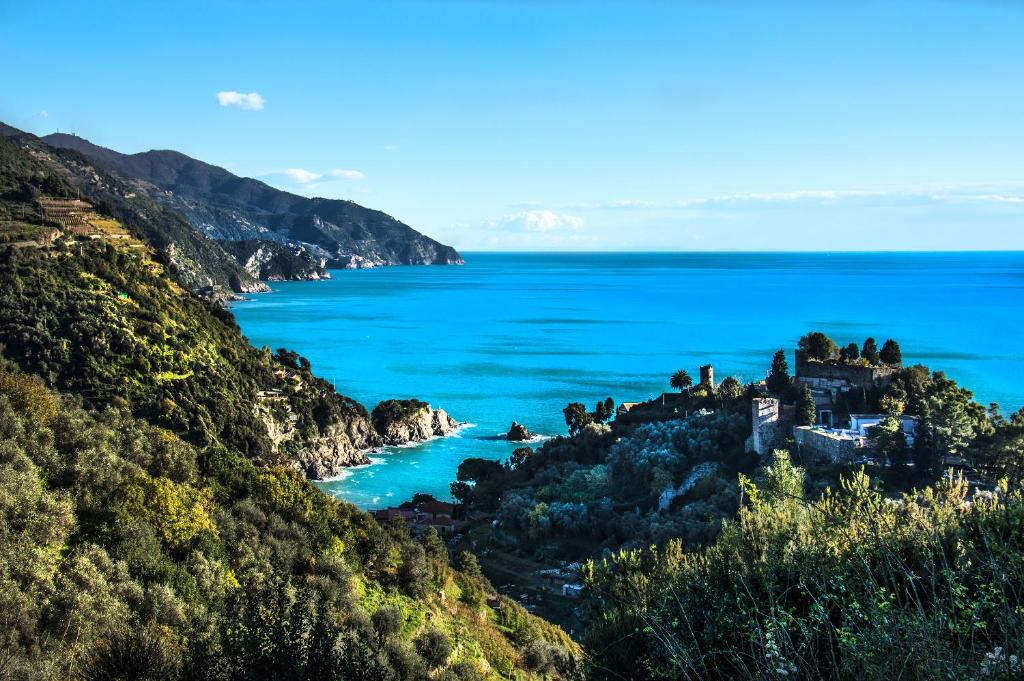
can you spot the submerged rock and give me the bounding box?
[371,398,460,445]
[506,421,532,442]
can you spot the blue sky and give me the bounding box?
[2,1,1023,251]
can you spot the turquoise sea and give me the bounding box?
[231,252,1024,509]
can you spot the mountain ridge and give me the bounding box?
[42,131,463,270]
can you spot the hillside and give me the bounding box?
[42,132,463,270]
[0,124,266,293]
[0,133,578,679]
[439,338,1024,678]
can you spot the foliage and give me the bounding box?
[0,133,579,679]
[861,336,881,365]
[584,455,1024,680]
[766,349,790,395]
[798,332,838,361]
[796,384,816,426]
[562,402,593,436]
[669,369,693,392]
[880,338,902,365]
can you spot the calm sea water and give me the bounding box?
[232,252,1024,508]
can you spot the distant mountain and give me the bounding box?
[0,123,268,292]
[42,132,463,269]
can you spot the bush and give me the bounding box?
[413,629,451,668]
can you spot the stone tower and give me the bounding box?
[699,364,715,390]
[750,397,781,456]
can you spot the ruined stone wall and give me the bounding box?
[794,426,860,464]
[795,350,899,390]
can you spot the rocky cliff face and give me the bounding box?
[220,239,329,281]
[258,397,383,479]
[371,399,460,446]
[294,417,381,478]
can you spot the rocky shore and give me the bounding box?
[371,398,461,446]
[506,421,533,441]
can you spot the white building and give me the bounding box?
[849,414,918,445]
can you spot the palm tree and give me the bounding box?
[670,369,693,393]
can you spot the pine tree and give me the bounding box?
[862,337,881,365]
[766,349,790,395]
[796,384,817,426]
[880,339,903,366]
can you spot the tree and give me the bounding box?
[869,414,909,470]
[796,384,816,426]
[974,407,1024,484]
[414,629,452,669]
[798,332,838,361]
[450,481,474,506]
[563,402,593,435]
[717,376,743,401]
[766,349,790,395]
[371,607,403,644]
[457,457,503,483]
[862,337,881,365]
[839,342,860,363]
[880,339,903,366]
[917,374,978,474]
[455,551,485,582]
[421,526,449,562]
[593,397,615,423]
[397,543,431,598]
[669,369,693,393]
[0,370,57,426]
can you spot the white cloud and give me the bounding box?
[534,183,1024,212]
[485,209,585,233]
[329,168,365,181]
[216,91,265,111]
[37,110,49,118]
[283,168,322,184]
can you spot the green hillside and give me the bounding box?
[0,133,579,680]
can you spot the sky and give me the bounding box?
[2,0,1023,251]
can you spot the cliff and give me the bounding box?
[219,239,329,281]
[371,399,461,446]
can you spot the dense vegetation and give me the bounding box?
[583,454,1024,680]
[0,370,578,679]
[447,332,1024,677]
[0,134,578,679]
[449,385,761,593]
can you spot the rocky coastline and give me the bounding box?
[275,397,464,480]
[371,398,462,446]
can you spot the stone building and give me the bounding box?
[746,397,793,456]
[699,364,715,390]
[794,350,901,428]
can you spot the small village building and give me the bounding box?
[562,584,584,598]
[849,414,918,445]
[418,500,455,520]
[372,508,416,523]
[794,350,901,428]
[425,517,457,536]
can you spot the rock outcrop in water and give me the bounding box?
[371,399,460,446]
[506,421,533,441]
